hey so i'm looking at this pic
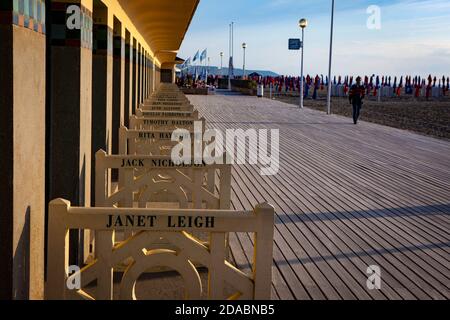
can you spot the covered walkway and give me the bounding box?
[1,0,199,299]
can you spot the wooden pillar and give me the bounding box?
[48,0,93,267]
[140,48,144,104]
[152,58,156,92]
[123,30,131,128]
[141,50,145,102]
[149,56,154,94]
[91,0,113,202]
[137,43,141,108]
[131,38,137,115]
[155,64,160,89]
[111,17,124,168]
[142,51,146,101]
[0,0,46,300]
[146,54,149,97]
[147,53,150,97]
[147,55,153,97]
[146,52,149,98]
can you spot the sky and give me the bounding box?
[178,0,450,77]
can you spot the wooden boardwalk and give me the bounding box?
[188,92,450,300]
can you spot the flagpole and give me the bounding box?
[326,0,335,115]
[232,22,235,80]
[228,23,232,90]
[195,52,198,83]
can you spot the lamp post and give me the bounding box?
[242,43,247,79]
[299,18,308,109]
[326,0,335,115]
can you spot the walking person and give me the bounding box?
[349,76,365,124]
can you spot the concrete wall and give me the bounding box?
[0,24,14,300]
[0,25,46,300]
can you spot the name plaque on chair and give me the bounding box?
[143,119,195,126]
[119,158,207,168]
[106,214,215,229]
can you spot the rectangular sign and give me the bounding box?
[289,38,302,50]
[106,214,215,229]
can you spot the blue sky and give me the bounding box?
[178,0,450,77]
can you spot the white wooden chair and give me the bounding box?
[46,199,274,300]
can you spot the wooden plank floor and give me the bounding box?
[188,92,450,300]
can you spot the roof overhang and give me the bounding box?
[117,0,200,65]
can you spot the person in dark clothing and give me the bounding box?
[349,76,365,124]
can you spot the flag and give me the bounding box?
[180,59,187,69]
[200,49,207,62]
[193,50,200,62]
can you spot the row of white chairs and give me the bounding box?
[46,83,274,300]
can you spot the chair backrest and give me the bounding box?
[137,103,194,112]
[96,150,231,210]
[129,115,205,131]
[119,125,205,156]
[46,199,275,300]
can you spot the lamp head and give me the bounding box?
[299,18,308,29]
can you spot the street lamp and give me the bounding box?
[299,18,308,108]
[326,0,335,115]
[242,43,247,79]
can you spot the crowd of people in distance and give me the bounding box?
[252,74,450,100]
[176,74,218,89]
[176,73,450,100]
